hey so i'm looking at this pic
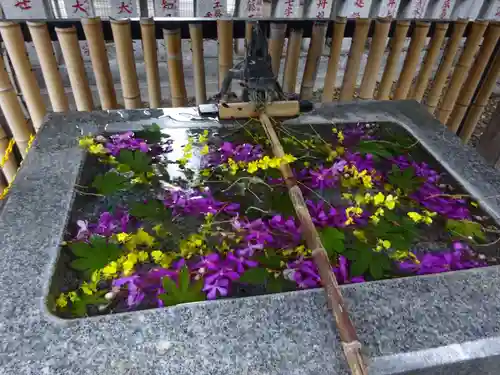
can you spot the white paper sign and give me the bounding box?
[196,0,227,17]
[306,0,334,18]
[377,0,401,17]
[64,0,95,17]
[154,0,179,17]
[482,0,500,20]
[451,0,481,19]
[427,0,456,19]
[274,0,303,18]
[109,0,138,17]
[337,0,372,18]
[401,0,430,18]
[0,0,47,19]
[246,0,263,17]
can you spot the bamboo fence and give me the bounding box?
[0,17,497,195]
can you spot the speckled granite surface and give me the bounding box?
[1,101,500,375]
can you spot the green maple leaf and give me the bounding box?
[238,267,269,284]
[117,150,153,174]
[70,236,122,274]
[356,140,394,160]
[446,219,485,241]
[319,227,345,259]
[388,165,424,193]
[130,200,172,222]
[158,266,206,306]
[135,123,163,143]
[92,171,129,195]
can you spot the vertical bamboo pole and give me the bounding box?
[393,21,430,100]
[282,28,303,95]
[448,23,500,134]
[436,20,489,125]
[140,18,161,108]
[460,51,500,142]
[359,17,391,100]
[56,27,93,112]
[0,126,18,183]
[110,19,142,109]
[376,20,411,100]
[245,21,253,51]
[426,19,468,113]
[0,21,46,131]
[164,28,187,107]
[27,22,68,113]
[189,23,207,105]
[82,17,117,110]
[409,23,448,102]
[0,56,33,157]
[300,22,327,100]
[268,23,287,78]
[322,17,347,103]
[340,18,371,101]
[217,20,233,90]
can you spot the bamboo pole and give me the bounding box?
[0,57,33,157]
[110,19,141,109]
[393,21,430,100]
[259,112,367,375]
[459,50,500,143]
[436,20,489,124]
[140,18,161,108]
[27,21,68,113]
[448,22,500,134]
[425,19,468,113]
[82,17,117,110]
[322,17,347,103]
[339,18,371,101]
[0,126,18,183]
[268,23,287,78]
[282,28,303,95]
[359,17,391,100]
[376,20,410,100]
[164,28,187,107]
[55,27,93,112]
[217,20,233,90]
[0,21,46,131]
[245,21,253,51]
[409,22,448,102]
[189,23,207,105]
[300,22,328,100]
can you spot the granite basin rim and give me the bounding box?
[2,100,500,374]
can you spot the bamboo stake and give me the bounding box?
[409,22,448,102]
[268,23,287,78]
[282,28,303,95]
[0,126,18,183]
[56,27,93,112]
[425,19,468,113]
[245,21,253,51]
[322,17,347,103]
[164,28,187,107]
[110,19,142,109]
[27,21,68,112]
[217,20,233,90]
[140,18,161,108]
[393,21,430,100]
[376,20,410,100]
[259,112,367,375]
[189,23,207,105]
[82,17,117,110]
[0,57,33,157]
[459,50,500,143]
[340,18,371,101]
[300,22,327,100]
[359,17,391,100]
[437,20,489,124]
[448,22,500,134]
[0,21,46,131]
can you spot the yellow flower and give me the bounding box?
[198,129,209,143]
[282,154,297,164]
[247,161,258,174]
[407,212,423,223]
[304,161,310,167]
[337,131,344,143]
[135,228,155,247]
[382,240,391,249]
[138,251,149,262]
[68,291,78,302]
[151,250,164,263]
[353,230,367,242]
[79,136,94,148]
[361,175,373,188]
[80,282,94,295]
[384,195,397,210]
[373,192,385,206]
[102,262,118,278]
[55,293,68,308]
[268,157,281,168]
[88,144,106,154]
[116,232,131,243]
